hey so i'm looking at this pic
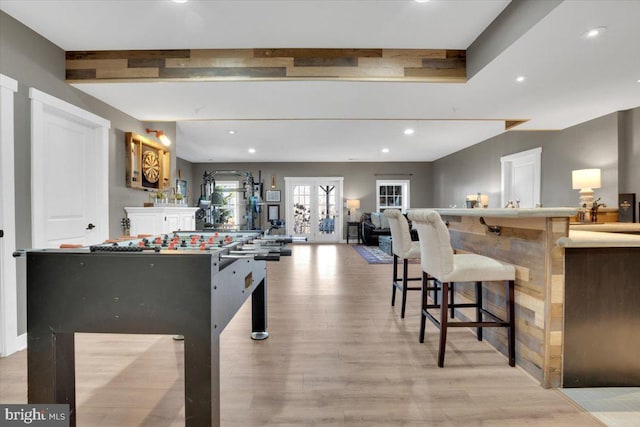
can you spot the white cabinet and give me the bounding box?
[125,207,198,236]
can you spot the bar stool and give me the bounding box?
[407,209,516,368]
[383,209,422,318]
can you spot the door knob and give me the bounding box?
[86,223,96,230]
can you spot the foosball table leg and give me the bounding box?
[251,278,269,340]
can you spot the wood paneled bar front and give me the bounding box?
[424,208,578,388]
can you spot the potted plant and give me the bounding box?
[153,190,167,205]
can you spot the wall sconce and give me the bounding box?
[146,128,171,147]
[271,175,276,189]
[346,199,361,221]
[572,168,601,207]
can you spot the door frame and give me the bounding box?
[501,147,542,208]
[0,74,22,356]
[29,88,110,248]
[284,177,344,242]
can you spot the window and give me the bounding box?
[214,181,240,227]
[376,180,410,212]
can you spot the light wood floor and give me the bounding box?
[0,244,603,426]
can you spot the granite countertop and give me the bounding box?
[569,223,640,232]
[422,207,578,218]
[557,230,640,248]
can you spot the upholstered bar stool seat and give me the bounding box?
[441,254,515,282]
[383,209,422,318]
[407,209,516,368]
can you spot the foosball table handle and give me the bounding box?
[254,254,280,261]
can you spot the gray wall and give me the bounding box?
[190,162,433,236]
[619,108,640,193]
[432,112,625,209]
[0,11,175,242]
[176,157,195,204]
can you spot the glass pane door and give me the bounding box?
[292,185,312,237]
[286,178,343,242]
[316,184,336,240]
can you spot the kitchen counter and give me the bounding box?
[559,230,640,247]
[561,231,640,387]
[569,222,640,233]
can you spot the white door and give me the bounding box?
[285,177,343,243]
[30,89,110,248]
[1,74,22,356]
[501,147,541,208]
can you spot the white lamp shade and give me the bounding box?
[346,199,361,209]
[572,169,601,189]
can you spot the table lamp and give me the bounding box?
[572,169,601,207]
[346,199,361,221]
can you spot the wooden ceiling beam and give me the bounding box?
[66,48,466,83]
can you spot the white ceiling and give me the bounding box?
[2,0,639,163]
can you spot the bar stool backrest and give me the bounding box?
[383,209,412,256]
[407,209,454,281]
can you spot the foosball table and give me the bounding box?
[17,230,298,427]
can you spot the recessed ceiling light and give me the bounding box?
[248,148,256,154]
[414,0,430,3]
[228,130,235,135]
[382,148,390,153]
[172,0,188,3]
[404,128,414,135]
[583,26,606,39]
[516,76,526,83]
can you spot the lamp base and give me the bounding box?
[578,188,595,208]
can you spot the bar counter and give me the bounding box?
[419,207,640,388]
[434,207,577,218]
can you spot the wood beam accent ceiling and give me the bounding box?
[65,48,467,83]
[254,48,383,58]
[506,119,529,130]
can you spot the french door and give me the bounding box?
[285,177,343,243]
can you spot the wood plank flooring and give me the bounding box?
[0,244,603,426]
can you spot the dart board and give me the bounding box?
[142,150,160,184]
